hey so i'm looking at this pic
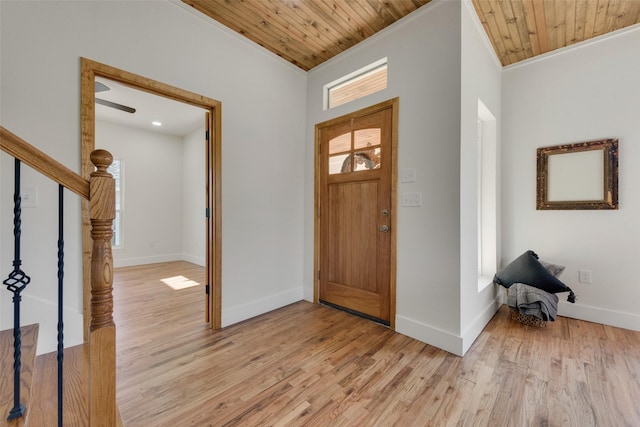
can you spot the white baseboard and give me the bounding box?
[302,286,314,302]
[114,254,206,268]
[395,315,463,356]
[113,254,182,268]
[181,253,206,267]
[559,301,640,331]
[461,296,502,355]
[222,287,303,327]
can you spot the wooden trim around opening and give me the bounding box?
[313,98,398,329]
[80,58,222,338]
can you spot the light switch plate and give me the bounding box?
[21,186,38,208]
[401,168,416,183]
[402,192,422,207]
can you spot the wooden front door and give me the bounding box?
[317,100,396,325]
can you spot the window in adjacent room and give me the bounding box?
[324,58,387,110]
[477,100,497,291]
[108,159,123,248]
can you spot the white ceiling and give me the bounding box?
[95,77,206,137]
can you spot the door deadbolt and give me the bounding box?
[379,225,389,232]
[381,209,389,216]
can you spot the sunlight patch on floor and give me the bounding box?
[160,275,201,290]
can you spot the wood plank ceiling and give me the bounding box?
[183,1,640,70]
[182,0,431,71]
[473,0,640,66]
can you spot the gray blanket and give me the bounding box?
[507,283,559,321]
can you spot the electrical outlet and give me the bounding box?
[578,269,592,284]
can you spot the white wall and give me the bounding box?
[182,126,206,266]
[459,1,503,354]
[0,0,307,353]
[96,120,185,267]
[306,0,464,354]
[502,27,640,331]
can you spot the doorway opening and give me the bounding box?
[80,58,222,337]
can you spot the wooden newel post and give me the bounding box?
[88,149,117,426]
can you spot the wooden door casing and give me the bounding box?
[81,58,223,332]
[316,99,397,325]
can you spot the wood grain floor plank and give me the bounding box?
[113,261,640,426]
[28,344,89,427]
[0,324,38,427]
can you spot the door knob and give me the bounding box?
[379,225,389,232]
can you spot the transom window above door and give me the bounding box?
[324,58,388,109]
[328,128,381,175]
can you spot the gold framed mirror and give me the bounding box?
[537,138,618,210]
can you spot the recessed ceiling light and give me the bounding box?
[152,121,162,126]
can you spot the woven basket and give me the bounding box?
[509,308,547,327]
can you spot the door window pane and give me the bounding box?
[329,133,351,154]
[354,128,381,149]
[354,147,381,171]
[328,128,382,174]
[329,153,350,174]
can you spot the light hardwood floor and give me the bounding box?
[114,261,640,426]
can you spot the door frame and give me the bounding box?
[80,58,222,337]
[313,98,398,329]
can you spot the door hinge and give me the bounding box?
[205,130,210,141]
[205,284,210,295]
[205,207,210,218]
[318,141,321,154]
[317,270,320,280]
[317,206,320,218]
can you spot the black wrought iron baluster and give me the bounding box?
[3,158,31,421]
[57,184,65,427]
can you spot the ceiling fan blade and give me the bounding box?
[95,98,136,114]
[95,81,110,93]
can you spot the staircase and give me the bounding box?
[0,327,92,426]
[1,126,122,426]
[0,325,38,427]
[28,345,91,426]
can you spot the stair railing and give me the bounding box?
[4,157,30,420]
[1,126,119,425]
